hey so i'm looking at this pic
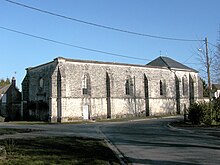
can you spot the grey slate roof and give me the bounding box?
[29,56,197,73]
[0,85,10,95]
[212,84,220,90]
[146,56,197,72]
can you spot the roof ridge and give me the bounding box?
[147,56,198,72]
[159,56,171,69]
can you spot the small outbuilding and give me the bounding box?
[212,84,220,98]
[0,77,21,121]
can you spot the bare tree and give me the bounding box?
[197,38,215,100]
[213,42,220,83]
[212,25,220,83]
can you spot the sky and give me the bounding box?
[0,0,219,89]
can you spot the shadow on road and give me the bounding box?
[125,157,200,165]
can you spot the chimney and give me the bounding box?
[12,77,16,87]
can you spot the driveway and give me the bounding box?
[0,117,220,165]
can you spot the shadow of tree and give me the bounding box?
[125,157,200,165]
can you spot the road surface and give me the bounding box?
[0,117,220,165]
[100,117,220,165]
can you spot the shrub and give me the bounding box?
[213,98,220,122]
[188,102,204,125]
[188,102,211,125]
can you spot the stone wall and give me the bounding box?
[23,57,201,122]
[23,61,57,121]
[53,58,199,122]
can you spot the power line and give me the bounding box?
[208,42,220,49]
[0,26,151,61]
[4,0,203,42]
[0,26,200,65]
[183,43,205,63]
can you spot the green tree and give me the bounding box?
[0,78,10,87]
[201,78,209,97]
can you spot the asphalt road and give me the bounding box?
[100,117,220,165]
[0,117,220,165]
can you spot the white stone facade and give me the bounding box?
[22,57,203,122]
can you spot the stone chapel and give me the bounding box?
[21,56,203,122]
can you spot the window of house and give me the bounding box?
[125,77,133,96]
[160,80,163,95]
[144,74,149,98]
[160,80,166,96]
[106,73,111,97]
[1,94,6,103]
[182,77,185,95]
[39,78,44,90]
[125,79,130,95]
[182,77,186,95]
[82,74,89,95]
[182,76,188,96]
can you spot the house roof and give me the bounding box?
[28,56,198,73]
[29,56,169,71]
[212,84,220,90]
[146,56,197,72]
[0,85,10,95]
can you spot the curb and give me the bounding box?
[130,115,181,122]
[95,125,126,165]
[167,123,194,133]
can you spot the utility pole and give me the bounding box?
[205,37,212,119]
[205,37,211,100]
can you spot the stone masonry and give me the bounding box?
[22,56,203,122]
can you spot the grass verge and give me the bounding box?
[0,136,120,165]
[170,121,220,128]
[0,128,36,135]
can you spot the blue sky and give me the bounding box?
[0,0,219,89]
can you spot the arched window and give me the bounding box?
[39,77,44,90]
[160,80,163,95]
[182,75,188,96]
[106,73,110,97]
[125,76,133,96]
[82,74,90,95]
[144,74,148,98]
[182,77,185,95]
[144,74,149,116]
[160,80,166,96]
[189,74,195,104]
[106,72,111,118]
[125,79,130,95]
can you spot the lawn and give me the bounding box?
[0,128,35,135]
[0,136,120,165]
